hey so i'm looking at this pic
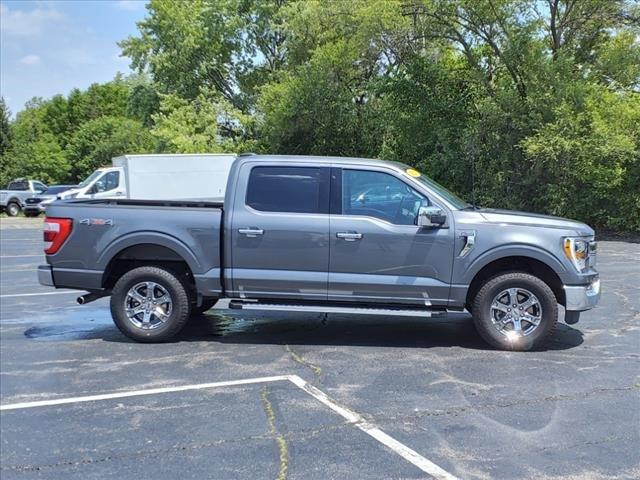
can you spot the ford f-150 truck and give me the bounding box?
[38,155,600,350]
[1,178,48,216]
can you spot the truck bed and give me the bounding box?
[71,198,224,208]
[43,199,224,297]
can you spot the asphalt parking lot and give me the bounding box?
[0,220,638,479]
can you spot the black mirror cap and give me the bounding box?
[431,213,446,225]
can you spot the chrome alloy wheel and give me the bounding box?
[490,288,542,337]
[124,281,173,330]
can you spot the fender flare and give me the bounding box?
[97,231,202,274]
[462,243,568,285]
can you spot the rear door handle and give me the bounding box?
[336,232,363,241]
[239,228,264,237]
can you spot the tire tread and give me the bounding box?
[472,271,557,351]
[110,266,191,342]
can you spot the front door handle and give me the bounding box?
[239,227,264,237]
[336,232,363,241]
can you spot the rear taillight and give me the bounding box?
[44,217,72,254]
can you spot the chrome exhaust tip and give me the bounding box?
[77,292,108,305]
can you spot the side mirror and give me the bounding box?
[90,181,106,194]
[417,205,446,228]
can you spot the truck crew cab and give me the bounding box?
[38,155,600,351]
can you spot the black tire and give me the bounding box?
[6,202,20,216]
[472,272,557,351]
[110,266,191,342]
[192,298,218,315]
[24,211,39,217]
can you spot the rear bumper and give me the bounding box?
[564,277,600,311]
[38,265,103,290]
[38,265,54,286]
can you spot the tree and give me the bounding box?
[65,116,155,181]
[120,0,245,104]
[151,91,255,153]
[126,76,161,127]
[2,101,69,184]
[0,97,12,158]
[120,0,291,110]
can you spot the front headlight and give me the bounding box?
[563,237,589,272]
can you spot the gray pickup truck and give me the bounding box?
[39,155,600,350]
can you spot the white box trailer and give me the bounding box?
[113,154,236,201]
[60,154,237,201]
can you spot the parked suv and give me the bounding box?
[23,185,77,217]
[0,179,48,216]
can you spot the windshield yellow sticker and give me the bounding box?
[406,168,421,178]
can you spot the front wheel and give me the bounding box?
[6,202,20,216]
[472,272,557,351]
[110,266,191,342]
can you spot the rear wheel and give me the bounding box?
[6,202,20,216]
[472,272,557,351]
[110,266,191,342]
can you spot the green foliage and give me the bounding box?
[522,87,640,232]
[2,103,69,185]
[66,116,154,181]
[3,77,154,185]
[151,91,256,153]
[5,0,640,233]
[0,97,11,158]
[120,0,244,103]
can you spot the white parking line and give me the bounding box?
[287,375,458,480]
[0,374,458,480]
[0,291,78,298]
[0,238,41,241]
[0,376,291,411]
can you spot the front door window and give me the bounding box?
[342,169,426,225]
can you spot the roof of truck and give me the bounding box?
[239,154,409,171]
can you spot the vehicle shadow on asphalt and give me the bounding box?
[173,313,584,351]
[22,311,584,351]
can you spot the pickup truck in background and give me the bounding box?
[1,178,48,216]
[38,155,600,351]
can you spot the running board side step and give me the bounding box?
[228,301,447,317]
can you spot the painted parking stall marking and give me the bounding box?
[1,374,459,480]
[0,291,80,298]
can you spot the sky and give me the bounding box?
[1,0,148,116]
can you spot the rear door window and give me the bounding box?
[246,166,329,214]
[7,180,28,191]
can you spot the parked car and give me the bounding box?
[23,185,77,217]
[38,155,600,351]
[0,179,48,216]
[61,154,236,201]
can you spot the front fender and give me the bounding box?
[460,243,569,285]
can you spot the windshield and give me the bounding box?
[402,167,470,209]
[78,170,103,188]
